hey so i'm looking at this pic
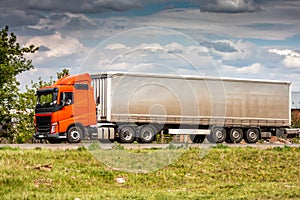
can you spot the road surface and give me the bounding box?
[0,143,299,150]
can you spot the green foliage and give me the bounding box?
[0,26,73,143]
[212,143,229,149]
[0,25,38,142]
[12,82,48,143]
[271,145,300,152]
[111,142,126,150]
[0,145,19,150]
[56,68,70,79]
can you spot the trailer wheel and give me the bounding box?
[67,125,82,143]
[118,126,136,143]
[139,125,156,143]
[228,128,243,143]
[244,128,259,143]
[208,127,227,143]
[190,135,206,143]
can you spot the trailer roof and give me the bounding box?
[90,71,291,85]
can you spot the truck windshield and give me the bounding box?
[36,91,58,108]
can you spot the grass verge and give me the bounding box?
[0,145,299,199]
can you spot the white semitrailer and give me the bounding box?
[90,72,291,144]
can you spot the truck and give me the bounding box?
[34,72,291,144]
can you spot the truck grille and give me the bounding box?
[36,116,51,133]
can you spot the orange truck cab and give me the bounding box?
[34,73,96,143]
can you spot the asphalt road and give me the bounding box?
[1,143,299,150]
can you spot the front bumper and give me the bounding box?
[34,132,67,139]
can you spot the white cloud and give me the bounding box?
[201,0,263,13]
[105,43,129,50]
[136,43,164,51]
[269,49,299,57]
[222,63,262,74]
[82,40,220,77]
[25,32,85,63]
[269,49,300,69]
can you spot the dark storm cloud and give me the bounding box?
[200,41,237,53]
[243,23,295,32]
[0,0,143,13]
[200,0,263,13]
[0,8,42,26]
[0,0,142,28]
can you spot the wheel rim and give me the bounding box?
[216,130,224,139]
[123,130,133,140]
[232,130,241,139]
[70,129,80,140]
[142,130,152,140]
[249,131,258,140]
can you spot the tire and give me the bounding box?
[228,128,243,143]
[139,125,156,143]
[118,126,136,143]
[190,135,206,143]
[244,128,260,143]
[67,126,82,143]
[207,127,227,143]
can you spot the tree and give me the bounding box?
[57,68,70,79]
[0,25,38,142]
[14,77,55,143]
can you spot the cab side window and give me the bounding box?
[60,92,73,105]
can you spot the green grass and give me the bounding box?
[0,146,299,199]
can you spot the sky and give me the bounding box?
[1,0,300,91]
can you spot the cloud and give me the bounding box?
[136,5,300,41]
[25,32,86,64]
[200,41,237,53]
[0,0,142,14]
[222,63,262,74]
[82,40,220,78]
[206,40,257,62]
[105,43,129,50]
[5,0,300,92]
[0,0,142,31]
[0,8,40,26]
[200,0,263,13]
[269,49,300,69]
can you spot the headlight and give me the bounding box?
[50,123,58,134]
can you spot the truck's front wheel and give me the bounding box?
[67,126,82,143]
